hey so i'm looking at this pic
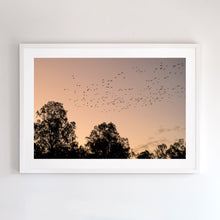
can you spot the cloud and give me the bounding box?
[158,126,184,134]
[135,138,168,153]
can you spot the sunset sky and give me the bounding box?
[34,58,185,153]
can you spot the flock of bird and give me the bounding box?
[63,61,185,113]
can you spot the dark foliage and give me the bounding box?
[137,139,186,159]
[166,139,186,159]
[85,122,132,158]
[137,150,154,159]
[154,144,168,159]
[34,101,186,159]
[34,101,82,158]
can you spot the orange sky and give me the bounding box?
[34,58,185,153]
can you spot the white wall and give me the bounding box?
[0,0,219,219]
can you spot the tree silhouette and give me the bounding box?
[85,122,131,158]
[166,139,186,159]
[137,150,154,159]
[34,101,78,158]
[34,101,185,160]
[151,140,186,159]
[154,144,168,159]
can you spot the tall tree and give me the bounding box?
[86,122,131,158]
[34,101,78,158]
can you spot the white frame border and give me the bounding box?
[19,44,199,173]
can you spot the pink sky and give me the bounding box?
[34,58,185,153]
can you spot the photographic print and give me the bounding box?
[20,44,198,173]
[34,58,186,160]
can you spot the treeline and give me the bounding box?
[34,101,185,159]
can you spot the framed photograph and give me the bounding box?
[20,44,199,173]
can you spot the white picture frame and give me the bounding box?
[20,43,199,173]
